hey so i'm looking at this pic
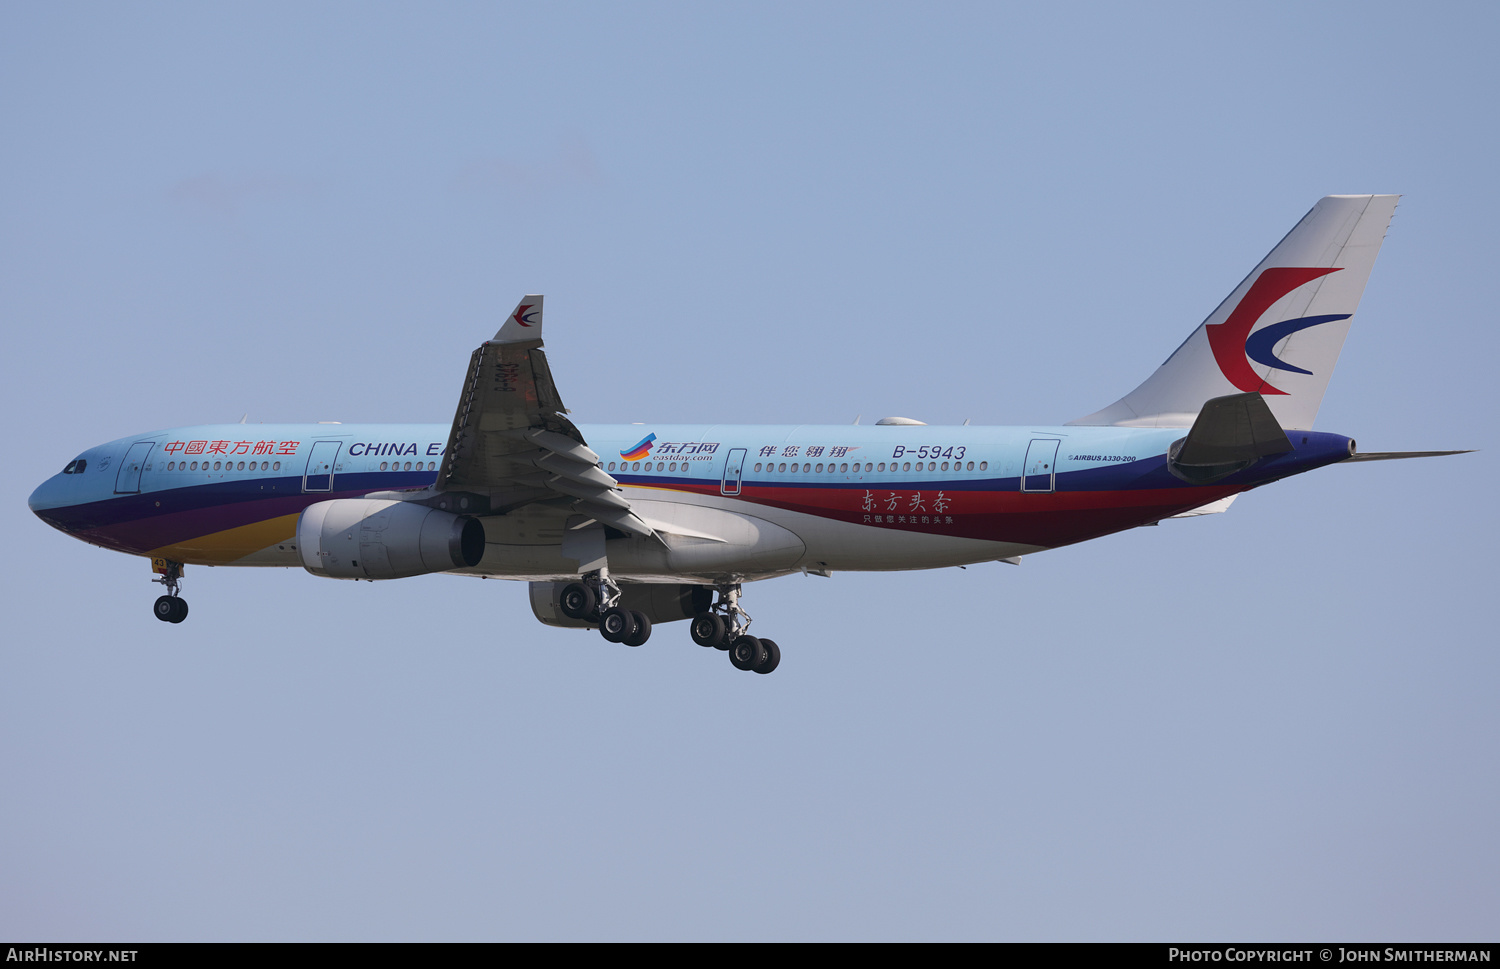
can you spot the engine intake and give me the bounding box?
[298,498,485,580]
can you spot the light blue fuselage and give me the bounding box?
[29,421,1354,581]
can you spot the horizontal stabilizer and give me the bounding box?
[1343,449,1474,462]
[1168,393,1292,484]
[1166,494,1239,518]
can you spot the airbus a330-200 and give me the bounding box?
[28,195,1468,675]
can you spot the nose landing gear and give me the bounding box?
[151,559,188,624]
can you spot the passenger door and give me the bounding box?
[720,448,747,496]
[113,442,155,494]
[303,441,343,492]
[1022,439,1061,493]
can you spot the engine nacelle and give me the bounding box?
[298,498,485,580]
[530,581,713,629]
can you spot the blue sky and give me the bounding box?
[3,2,1495,940]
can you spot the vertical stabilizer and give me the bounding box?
[1069,195,1398,430]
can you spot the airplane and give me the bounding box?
[28,195,1469,675]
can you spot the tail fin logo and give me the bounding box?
[512,304,538,327]
[1206,267,1350,395]
[620,433,656,462]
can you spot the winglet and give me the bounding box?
[493,294,544,343]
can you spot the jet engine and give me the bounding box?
[298,498,485,580]
[530,581,712,629]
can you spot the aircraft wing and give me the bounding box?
[433,296,655,538]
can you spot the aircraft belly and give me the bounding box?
[715,499,1037,570]
[460,499,808,580]
[631,491,1033,572]
[626,498,806,573]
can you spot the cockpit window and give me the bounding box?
[62,459,86,474]
[63,461,76,474]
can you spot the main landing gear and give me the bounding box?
[689,583,780,675]
[559,575,782,674]
[559,568,654,648]
[151,559,188,624]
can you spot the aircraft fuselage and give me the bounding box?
[29,420,1354,581]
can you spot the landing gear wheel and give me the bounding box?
[690,613,726,648]
[753,638,780,674]
[599,607,637,644]
[559,582,597,621]
[621,611,652,647]
[153,595,188,624]
[729,635,765,671]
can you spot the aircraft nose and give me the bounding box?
[28,474,64,517]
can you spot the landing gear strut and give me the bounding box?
[690,582,780,674]
[562,567,653,648]
[151,559,188,624]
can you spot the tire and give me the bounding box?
[154,596,176,622]
[599,606,637,644]
[169,597,189,624]
[559,582,596,621]
[729,635,765,671]
[753,638,780,674]
[622,611,652,647]
[689,613,725,648]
